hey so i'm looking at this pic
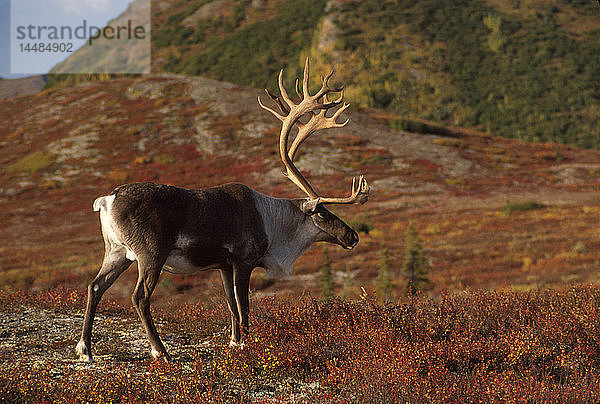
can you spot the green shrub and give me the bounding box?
[390,118,456,137]
[319,248,334,300]
[6,151,54,174]
[166,0,327,89]
[333,0,600,148]
[502,200,545,216]
[376,242,393,302]
[403,223,429,297]
[43,73,117,90]
[349,218,373,234]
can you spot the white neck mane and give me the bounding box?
[253,192,321,278]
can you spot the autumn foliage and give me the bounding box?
[1,286,600,402]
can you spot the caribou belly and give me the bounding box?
[164,251,219,274]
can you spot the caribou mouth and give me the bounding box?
[341,239,359,250]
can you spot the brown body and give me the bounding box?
[111,182,269,272]
[76,59,369,362]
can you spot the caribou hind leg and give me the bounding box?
[132,256,170,361]
[77,246,132,362]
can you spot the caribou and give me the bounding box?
[76,58,370,362]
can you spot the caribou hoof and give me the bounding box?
[229,340,245,349]
[75,340,93,363]
[151,348,171,362]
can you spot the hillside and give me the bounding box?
[2,74,600,305]
[0,75,46,99]
[146,0,600,148]
[49,0,150,75]
[43,0,600,147]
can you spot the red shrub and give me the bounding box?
[1,287,600,402]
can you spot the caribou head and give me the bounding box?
[258,57,369,249]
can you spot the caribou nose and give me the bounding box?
[349,231,359,248]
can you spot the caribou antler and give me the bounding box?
[258,57,370,212]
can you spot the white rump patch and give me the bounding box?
[96,194,137,261]
[94,194,114,213]
[93,196,105,212]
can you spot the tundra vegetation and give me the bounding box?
[376,241,393,301]
[1,287,600,402]
[319,248,334,301]
[2,0,600,400]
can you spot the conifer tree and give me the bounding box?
[340,264,354,300]
[403,223,429,296]
[319,248,334,300]
[376,241,393,302]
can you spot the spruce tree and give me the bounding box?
[319,248,334,300]
[340,264,354,300]
[376,241,393,302]
[403,223,429,296]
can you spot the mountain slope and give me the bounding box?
[49,0,150,74]
[0,75,46,99]
[45,0,600,147]
[2,75,600,303]
[155,0,600,148]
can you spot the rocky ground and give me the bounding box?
[0,301,323,402]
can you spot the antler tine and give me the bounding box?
[287,103,350,162]
[295,78,302,99]
[314,69,343,101]
[278,69,294,110]
[302,57,310,97]
[320,89,347,113]
[330,102,350,124]
[322,69,335,89]
[257,95,285,121]
[353,175,370,204]
[318,175,370,205]
[298,57,344,109]
[265,88,289,115]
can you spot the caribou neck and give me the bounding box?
[253,192,321,277]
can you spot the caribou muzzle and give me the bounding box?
[341,230,359,250]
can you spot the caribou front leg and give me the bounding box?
[233,263,252,346]
[220,268,242,347]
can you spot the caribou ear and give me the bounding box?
[301,198,320,214]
